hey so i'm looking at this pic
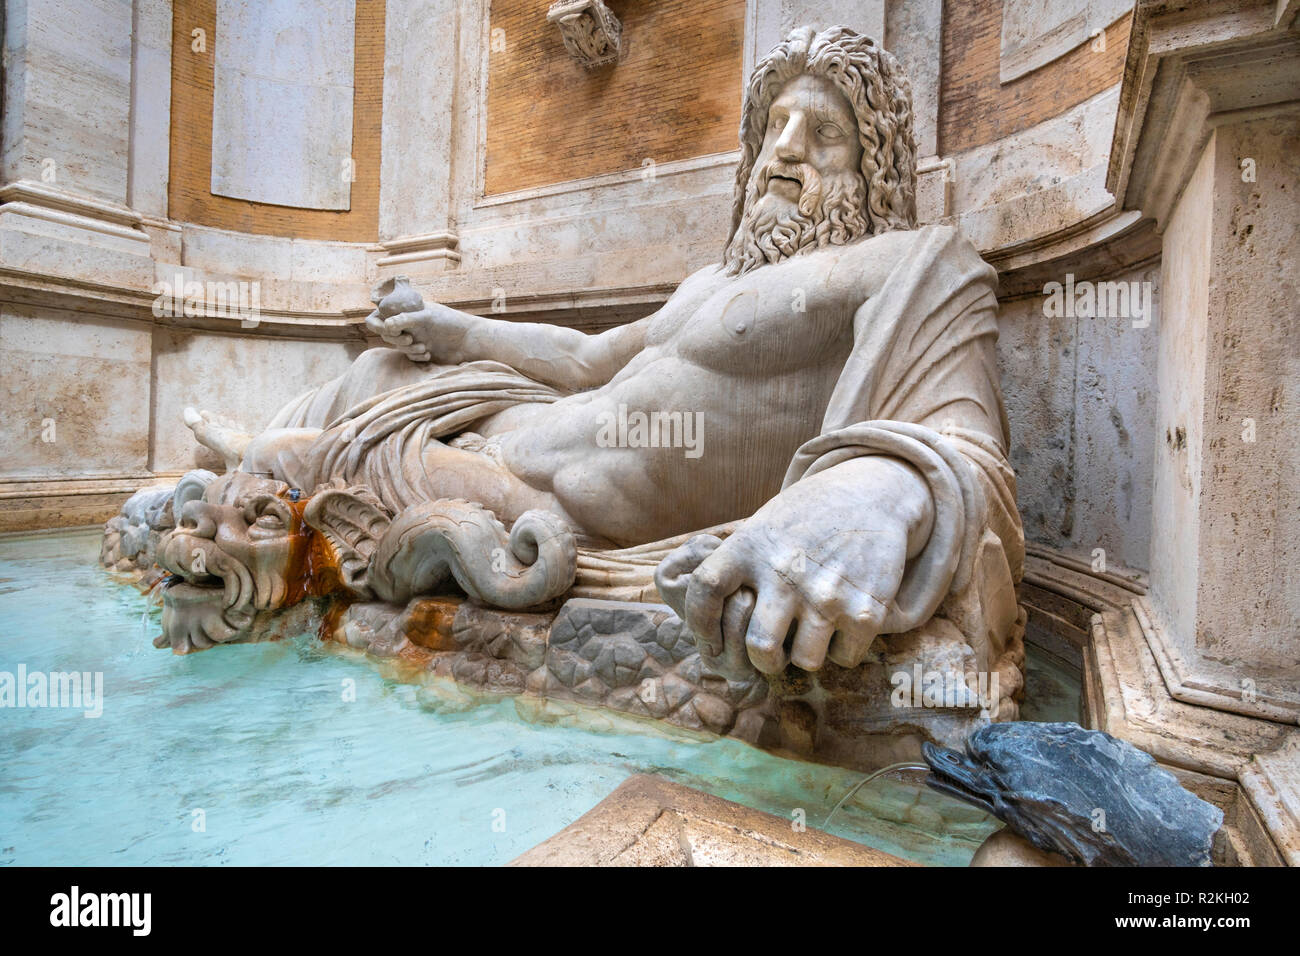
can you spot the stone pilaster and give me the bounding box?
[0,0,154,289]
[1100,0,1300,861]
[375,0,462,276]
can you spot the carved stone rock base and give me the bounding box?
[322,593,1009,773]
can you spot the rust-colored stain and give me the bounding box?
[318,594,352,646]
[399,597,463,651]
[282,492,344,607]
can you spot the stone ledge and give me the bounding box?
[1086,602,1293,779]
[0,476,164,533]
[509,773,915,867]
[1137,599,1299,723]
[1238,735,1300,866]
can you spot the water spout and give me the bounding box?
[824,761,930,829]
[138,575,171,651]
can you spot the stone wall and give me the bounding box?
[484,0,747,196]
[939,1,1130,155]
[999,261,1159,572]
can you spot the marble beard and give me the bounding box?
[105,26,1027,751]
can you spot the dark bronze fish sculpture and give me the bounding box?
[922,722,1223,866]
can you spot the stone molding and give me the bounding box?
[375,232,462,268]
[1238,735,1300,865]
[0,181,146,235]
[1107,0,1300,227]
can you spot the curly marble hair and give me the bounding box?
[724,25,918,260]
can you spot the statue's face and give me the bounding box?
[751,74,863,215]
[155,472,315,652]
[727,72,871,274]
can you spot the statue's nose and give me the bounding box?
[774,112,807,161]
[179,500,219,539]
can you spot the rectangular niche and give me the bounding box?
[210,0,356,210]
[999,0,1132,84]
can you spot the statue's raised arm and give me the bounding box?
[364,275,653,389]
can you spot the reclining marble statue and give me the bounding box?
[107,26,1027,744]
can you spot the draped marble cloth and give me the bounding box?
[256,225,1023,670]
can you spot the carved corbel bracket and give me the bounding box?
[546,0,622,69]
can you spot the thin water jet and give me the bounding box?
[824,761,929,829]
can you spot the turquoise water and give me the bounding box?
[0,529,1020,866]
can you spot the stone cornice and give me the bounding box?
[0,180,146,235]
[1107,0,1300,227]
[0,267,372,342]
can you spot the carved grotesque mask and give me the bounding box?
[155,471,316,653]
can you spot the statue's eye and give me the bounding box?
[254,513,284,531]
[817,123,844,140]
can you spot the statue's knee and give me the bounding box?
[241,428,318,478]
[354,346,405,375]
[239,433,280,475]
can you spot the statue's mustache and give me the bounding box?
[757,160,824,217]
[726,161,869,275]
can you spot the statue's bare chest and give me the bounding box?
[647,239,905,374]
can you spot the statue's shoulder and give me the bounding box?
[823,226,927,277]
[843,224,990,277]
[848,223,971,258]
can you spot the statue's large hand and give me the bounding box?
[665,457,934,674]
[366,303,471,364]
[365,279,469,363]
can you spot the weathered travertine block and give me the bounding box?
[1,305,153,480]
[210,0,356,210]
[511,774,914,867]
[149,330,361,474]
[996,262,1159,572]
